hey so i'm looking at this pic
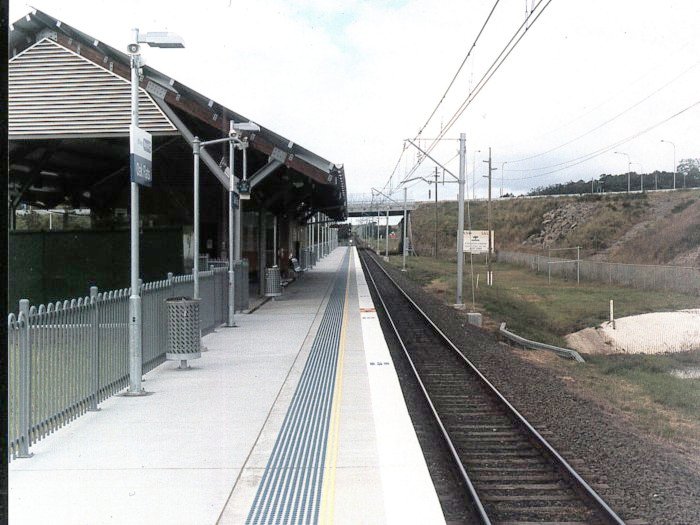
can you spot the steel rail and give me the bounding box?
[358,247,625,525]
[357,249,491,524]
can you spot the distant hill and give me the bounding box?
[409,189,700,267]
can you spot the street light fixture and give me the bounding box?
[501,161,508,197]
[126,28,184,396]
[192,121,259,330]
[660,140,677,189]
[614,151,631,193]
[232,122,259,201]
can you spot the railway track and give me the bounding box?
[358,248,625,525]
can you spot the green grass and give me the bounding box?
[386,256,698,346]
[384,254,700,428]
[587,352,700,419]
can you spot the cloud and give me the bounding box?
[10,0,700,199]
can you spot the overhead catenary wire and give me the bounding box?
[505,59,700,167]
[398,0,554,186]
[503,98,700,181]
[528,36,699,143]
[378,0,506,197]
[414,0,502,139]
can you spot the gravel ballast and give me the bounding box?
[371,252,700,524]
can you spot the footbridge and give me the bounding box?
[347,193,418,217]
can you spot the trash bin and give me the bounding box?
[165,297,201,368]
[265,266,282,298]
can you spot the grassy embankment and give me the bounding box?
[383,254,700,438]
[410,189,700,265]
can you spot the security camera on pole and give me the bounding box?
[192,122,259,329]
[125,28,183,396]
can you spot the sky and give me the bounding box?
[9,0,700,202]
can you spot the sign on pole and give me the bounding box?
[130,125,153,187]
[463,230,494,253]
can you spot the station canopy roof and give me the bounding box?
[9,9,347,222]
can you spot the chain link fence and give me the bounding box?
[8,264,247,461]
[497,250,700,295]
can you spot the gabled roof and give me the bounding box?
[9,38,176,138]
[9,8,347,220]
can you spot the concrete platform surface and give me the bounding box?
[9,247,444,524]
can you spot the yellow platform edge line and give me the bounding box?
[319,259,352,524]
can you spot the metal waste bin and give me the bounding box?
[166,297,201,368]
[265,266,282,298]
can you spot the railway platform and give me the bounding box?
[8,247,444,525]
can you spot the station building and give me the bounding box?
[8,9,347,305]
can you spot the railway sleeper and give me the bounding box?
[492,504,594,516]
[483,494,579,502]
[496,521,592,525]
[472,474,560,482]
[476,483,568,491]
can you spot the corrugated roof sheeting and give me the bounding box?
[9,38,176,138]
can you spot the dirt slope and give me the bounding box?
[410,189,700,266]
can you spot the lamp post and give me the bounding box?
[126,28,183,396]
[191,123,258,328]
[500,161,508,197]
[631,162,645,192]
[660,140,677,189]
[614,151,631,193]
[225,122,258,326]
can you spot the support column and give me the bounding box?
[227,122,236,327]
[258,211,266,296]
[385,209,389,257]
[455,133,466,307]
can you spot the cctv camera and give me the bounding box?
[127,43,140,54]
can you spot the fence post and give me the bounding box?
[610,299,615,330]
[167,272,174,297]
[89,286,101,411]
[18,299,33,458]
[577,246,580,285]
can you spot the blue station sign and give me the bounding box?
[130,125,153,187]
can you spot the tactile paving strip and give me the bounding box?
[246,250,350,525]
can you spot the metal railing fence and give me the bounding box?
[8,264,246,461]
[497,250,700,295]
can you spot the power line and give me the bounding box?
[503,99,700,181]
[399,0,554,186]
[435,0,553,144]
[415,0,502,139]
[378,0,505,196]
[505,59,700,167]
[528,36,698,143]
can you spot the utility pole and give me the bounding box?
[402,187,408,272]
[484,147,493,286]
[434,166,439,258]
[455,133,466,307]
[376,207,380,253]
[385,208,389,258]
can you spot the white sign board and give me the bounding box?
[130,125,153,187]
[463,230,494,254]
